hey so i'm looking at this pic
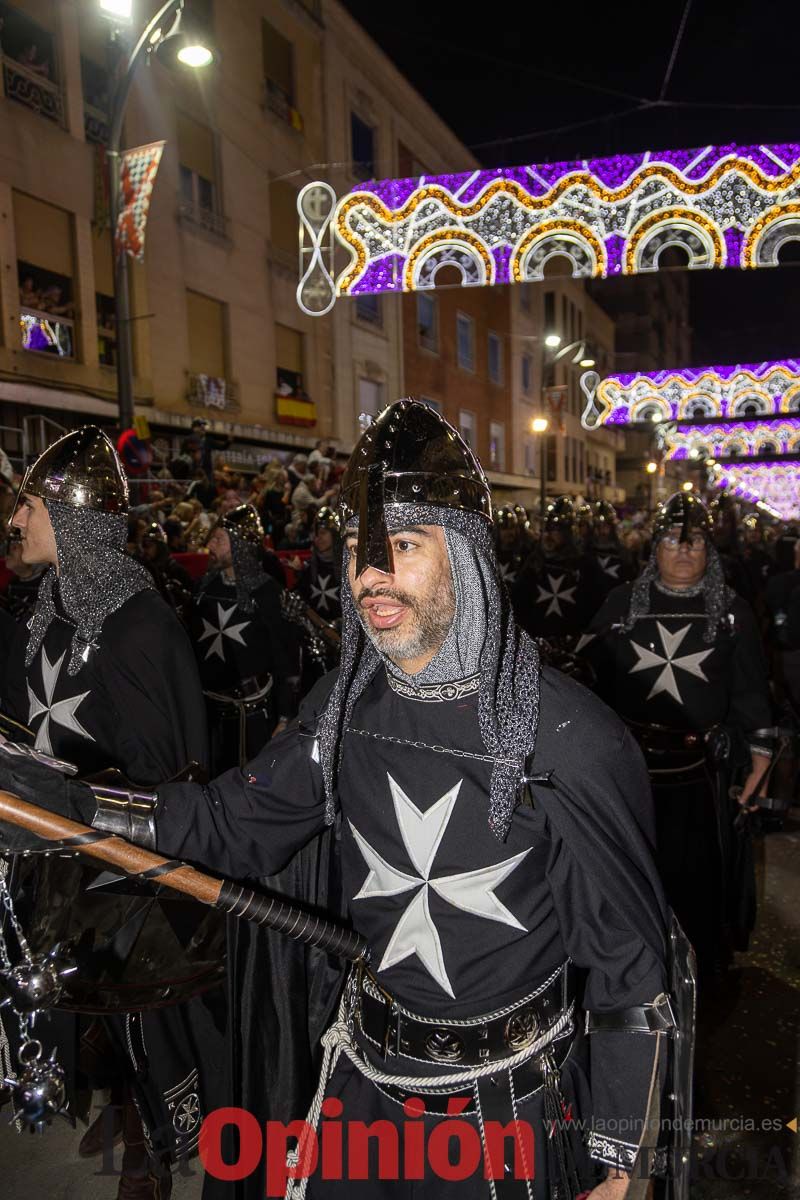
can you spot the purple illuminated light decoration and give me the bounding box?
[296,143,800,312]
[714,463,800,521]
[581,358,800,429]
[660,419,800,459]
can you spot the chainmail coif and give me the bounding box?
[316,503,541,842]
[199,529,269,613]
[620,536,733,644]
[26,500,155,676]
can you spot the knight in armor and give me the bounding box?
[585,501,633,609]
[580,492,774,975]
[138,520,193,624]
[739,512,775,614]
[512,495,601,641]
[492,504,526,588]
[708,493,754,604]
[575,500,593,551]
[3,401,693,1200]
[293,506,342,625]
[1,426,221,1199]
[190,503,297,771]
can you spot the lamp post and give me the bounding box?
[532,416,549,518]
[102,0,213,433]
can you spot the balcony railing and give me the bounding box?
[178,199,229,240]
[1,55,64,126]
[263,78,304,132]
[20,307,74,358]
[186,372,240,414]
[84,101,110,146]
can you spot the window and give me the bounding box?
[456,313,475,371]
[355,293,382,326]
[459,410,476,449]
[417,293,438,352]
[0,4,62,126]
[525,440,538,476]
[488,332,503,385]
[81,55,109,144]
[420,396,442,413]
[275,322,304,396]
[187,290,227,405]
[262,19,296,125]
[270,179,298,260]
[14,191,75,359]
[546,436,557,482]
[520,283,531,312]
[544,291,556,334]
[564,437,572,483]
[521,353,532,393]
[177,113,223,234]
[489,422,506,471]
[92,225,115,367]
[358,378,383,419]
[351,113,376,180]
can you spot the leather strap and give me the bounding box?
[357,962,574,1065]
[585,993,676,1036]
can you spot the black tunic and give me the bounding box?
[156,663,669,1191]
[512,551,602,640]
[294,550,342,624]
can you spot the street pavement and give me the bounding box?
[0,813,798,1198]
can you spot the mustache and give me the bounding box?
[356,586,417,610]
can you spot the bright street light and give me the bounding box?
[177,42,213,66]
[532,417,549,433]
[645,461,658,474]
[682,481,694,492]
[579,357,596,369]
[544,334,562,349]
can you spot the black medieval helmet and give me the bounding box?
[221,503,264,545]
[18,425,128,515]
[543,495,575,530]
[513,504,530,530]
[653,491,711,543]
[493,504,518,530]
[338,398,492,575]
[314,505,341,535]
[593,499,617,527]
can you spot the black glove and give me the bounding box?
[0,745,95,854]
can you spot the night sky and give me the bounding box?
[342,0,800,368]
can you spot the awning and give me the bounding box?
[0,380,118,419]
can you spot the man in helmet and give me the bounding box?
[584,501,633,610]
[190,503,297,770]
[4,402,682,1199]
[293,505,342,625]
[137,520,193,624]
[579,492,773,976]
[740,512,775,612]
[1,427,219,1199]
[512,495,601,641]
[492,504,526,587]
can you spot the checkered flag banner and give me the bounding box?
[114,140,165,261]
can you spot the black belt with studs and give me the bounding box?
[355,960,576,1066]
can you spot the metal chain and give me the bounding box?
[346,726,517,768]
[0,859,32,964]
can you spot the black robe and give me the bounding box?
[580,581,772,966]
[2,586,223,1162]
[511,550,602,641]
[154,663,670,1195]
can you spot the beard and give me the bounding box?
[356,570,456,666]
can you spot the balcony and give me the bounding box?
[186,372,240,414]
[178,199,229,241]
[2,54,64,126]
[20,307,75,358]
[263,79,304,132]
[84,101,109,146]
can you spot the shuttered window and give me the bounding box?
[186,290,226,378]
[13,191,72,276]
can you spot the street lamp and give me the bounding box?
[531,416,549,517]
[544,333,562,349]
[103,0,214,433]
[645,461,658,474]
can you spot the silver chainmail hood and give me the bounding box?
[316,503,541,842]
[620,536,733,644]
[198,529,270,614]
[26,499,155,676]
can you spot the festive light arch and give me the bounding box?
[581,359,800,428]
[297,142,800,312]
[658,419,800,460]
[713,463,800,521]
